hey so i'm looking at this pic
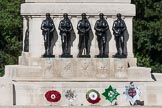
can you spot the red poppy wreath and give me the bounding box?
[86,89,101,104]
[45,90,61,102]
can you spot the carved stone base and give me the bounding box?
[5,57,153,81]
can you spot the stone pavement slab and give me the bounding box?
[0,106,162,108]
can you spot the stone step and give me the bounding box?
[6,58,153,82]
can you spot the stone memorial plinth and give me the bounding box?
[0,0,162,107]
[5,57,152,82]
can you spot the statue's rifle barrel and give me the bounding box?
[66,32,68,52]
[47,29,50,54]
[83,30,86,55]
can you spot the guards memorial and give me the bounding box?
[0,0,162,107]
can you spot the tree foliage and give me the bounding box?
[132,0,162,72]
[0,0,23,76]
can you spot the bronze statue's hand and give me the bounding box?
[82,29,86,33]
[44,29,48,32]
[50,29,54,32]
[101,29,104,32]
[65,30,68,32]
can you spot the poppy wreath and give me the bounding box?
[86,89,101,104]
[45,90,61,102]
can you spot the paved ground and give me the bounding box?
[0,106,161,108]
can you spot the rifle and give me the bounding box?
[65,32,68,54]
[83,29,86,55]
[47,29,50,55]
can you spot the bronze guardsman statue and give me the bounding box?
[112,13,128,58]
[41,13,55,57]
[94,13,109,58]
[77,13,91,57]
[59,13,73,57]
